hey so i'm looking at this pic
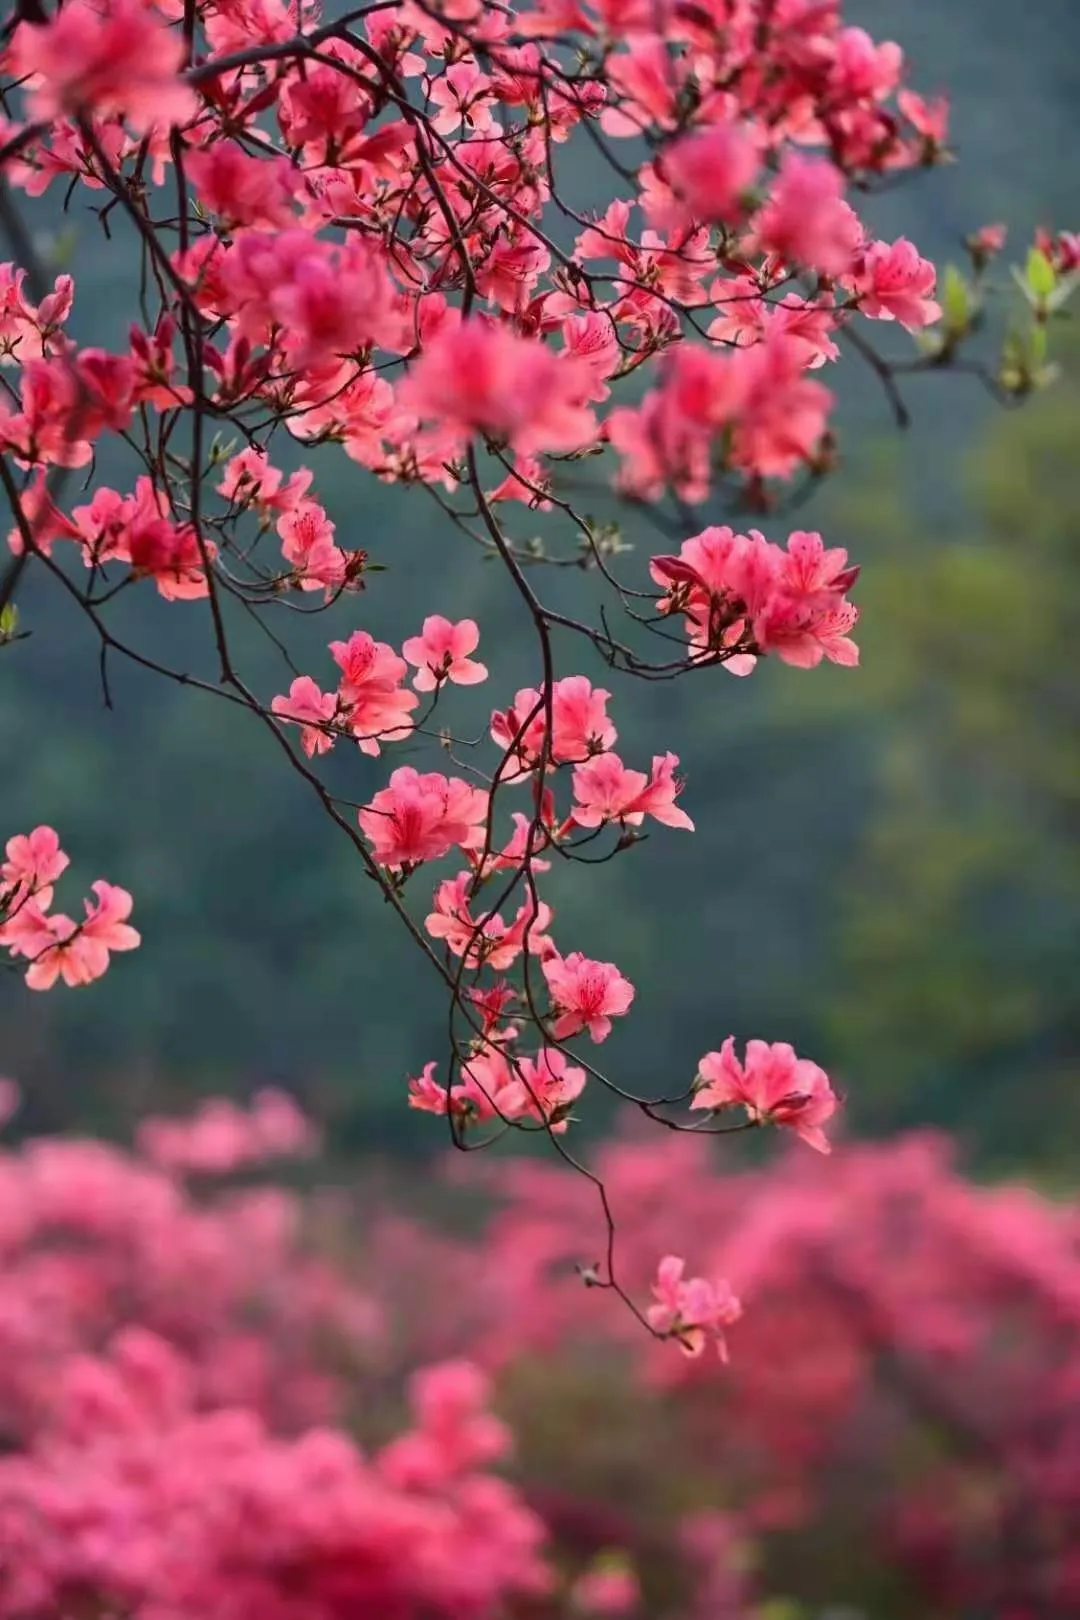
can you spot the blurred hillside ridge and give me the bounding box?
[0,2,1077,1169]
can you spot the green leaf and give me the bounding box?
[941,263,971,333]
[1026,246,1057,301]
[0,603,18,639]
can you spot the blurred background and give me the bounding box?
[1,3,1079,1618]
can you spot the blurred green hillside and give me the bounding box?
[0,1,1077,1169]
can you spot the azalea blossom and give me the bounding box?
[571,752,694,831]
[652,122,761,231]
[542,949,635,1043]
[271,677,339,757]
[691,1037,839,1152]
[398,318,598,456]
[647,1255,742,1359]
[6,880,140,992]
[752,153,863,278]
[845,238,941,330]
[359,767,489,868]
[9,0,197,134]
[402,617,488,691]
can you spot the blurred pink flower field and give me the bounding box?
[0,1088,1076,1620]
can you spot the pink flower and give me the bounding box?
[601,34,680,137]
[632,753,695,829]
[17,880,139,991]
[499,1047,588,1132]
[408,1051,519,1127]
[0,356,95,469]
[490,676,617,776]
[359,767,489,868]
[268,240,404,370]
[10,0,197,135]
[271,676,339,757]
[0,265,73,363]
[276,500,348,595]
[128,516,215,602]
[571,752,693,831]
[755,595,860,670]
[5,468,82,557]
[402,617,488,691]
[898,88,950,151]
[1035,227,1080,275]
[967,223,1007,266]
[398,318,597,455]
[730,334,834,480]
[647,1255,742,1360]
[754,530,861,669]
[137,1090,318,1174]
[185,144,298,232]
[428,60,499,135]
[486,453,553,510]
[650,525,859,673]
[329,630,418,755]
[550,675,617,763]
[2,825,68,912]
[691,1036,839,1152]
[829,26,903,103]
[571,1561,640,1615]
[753,153,864,278]
[425,871,552,970]
[218,448,313,516]
[542,949,635,1043]
[415,1045,586,1134]
[846,238,941,330]
[654,122,760,229]
[560,312,621,402]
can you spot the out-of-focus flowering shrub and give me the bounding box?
[1,1086,1078,1619]
[368,1128,1080,1618]
[0,1090,552,1620]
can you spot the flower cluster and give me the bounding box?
[650,528,860,673]
[0,1338,549,1620]
[0,826,138,990]
[136,1090,320,1175]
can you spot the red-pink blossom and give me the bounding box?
[329,630,418,754]
[271,676,339,757]
[899,88,950,152]
[571,1561,640,1614]
[499,1047,588,1132]
[846,238,941,329]
[691,1037,838,1152]
[425,871,552,970]
[9,0,197,134]
[542,949,635,1043]
[753,152,863,278]
[359,767,489,868]
[403,617,488,691]
[10,879,139,992]
[653,122,761,230]
[1,825,68,912]
[647,1255,742,1360]
[490,676,617,776]
[398,319,598,455]
[571,752,694,831]
[137,1090,319,1175]
[185,143,298,232]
